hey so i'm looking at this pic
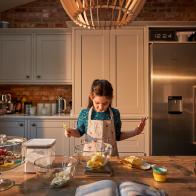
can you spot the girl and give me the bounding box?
[64,79,146,156]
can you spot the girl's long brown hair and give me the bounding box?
[87,79,113,108]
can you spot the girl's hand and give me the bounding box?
[64,128,72,137]
[135,117,147,135]
[63,122,71,137]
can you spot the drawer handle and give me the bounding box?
[19,123,24,127]
[26,75,30,79]
[31,123,36,127]
[36,75,41,79]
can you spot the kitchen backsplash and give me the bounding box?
[0,84,72,112]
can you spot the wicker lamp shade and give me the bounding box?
[60,0,146,29]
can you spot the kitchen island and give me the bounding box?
[2,156,196,196]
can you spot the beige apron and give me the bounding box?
[84,107,118,156]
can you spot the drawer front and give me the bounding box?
[0,120,26,137]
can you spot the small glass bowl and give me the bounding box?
[34,155,77,188]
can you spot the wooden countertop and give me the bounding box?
[2,156,196,196]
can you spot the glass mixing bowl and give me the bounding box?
[0,135,26,191]
[74,141,112,169]
[34,155,77,188]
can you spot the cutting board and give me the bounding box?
[84,162,113,177]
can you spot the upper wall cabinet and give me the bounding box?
[0,34,32,82]
[73,30,110,114]
[109,29,146,117]
[73,28,147,118]
[0,29,72,84]
[35,33,72,83]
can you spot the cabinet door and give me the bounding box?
[110,29,145,117]
[0,120,26,138]
[35,33,72,83]
[73,30,110,115]
[117,119,145,156]
[0,34,32,82]
[28,120,69,155]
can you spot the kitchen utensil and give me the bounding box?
[51,103,56,115]
[0,101,6,115]
[44,103,51,115]
[56,96,66,114]
[37,103,43,115]
[30,106,36,115]
[24,102,32,115]
[0,21,9,28]
[1,94,14,114]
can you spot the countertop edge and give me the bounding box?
[0,114,78,120]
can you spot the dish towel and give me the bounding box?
[75,180,119,196]
[119,181,167,196]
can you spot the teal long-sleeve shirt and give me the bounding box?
[77,107,121,141]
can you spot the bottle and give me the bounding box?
[24,101,32,115]
[21,96,27,114]
[15,98,22,113]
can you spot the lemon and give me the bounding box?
[87,154,105,169]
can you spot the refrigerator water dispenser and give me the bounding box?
[168,96,183,114]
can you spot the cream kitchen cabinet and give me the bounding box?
[0,34,32,82]
[28,119,70,155]
[73,30,110,114]
[35,33,72,83]
[73,28,147,117]
[0,119,27,138]
[0,29,72,84]
[117,119,146,156]
[109,29,146,118]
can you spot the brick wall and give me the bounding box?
[0,0,196,28]
[0,85,72,107]
[0,0,69,28]
[137,0,196,21]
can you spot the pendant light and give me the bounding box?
[60,0,146,29]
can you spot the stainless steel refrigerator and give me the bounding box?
[150,43,196,155]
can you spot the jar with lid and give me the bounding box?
[24,102,32,115]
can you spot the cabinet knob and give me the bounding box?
[19,123,24,127]
[31,123,36,127]
[36,75,41,79]
[26,75,30,79]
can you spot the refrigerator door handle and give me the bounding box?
[193,86,196,144]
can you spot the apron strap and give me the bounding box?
[88,107,93,122]
[109,108,114,121]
